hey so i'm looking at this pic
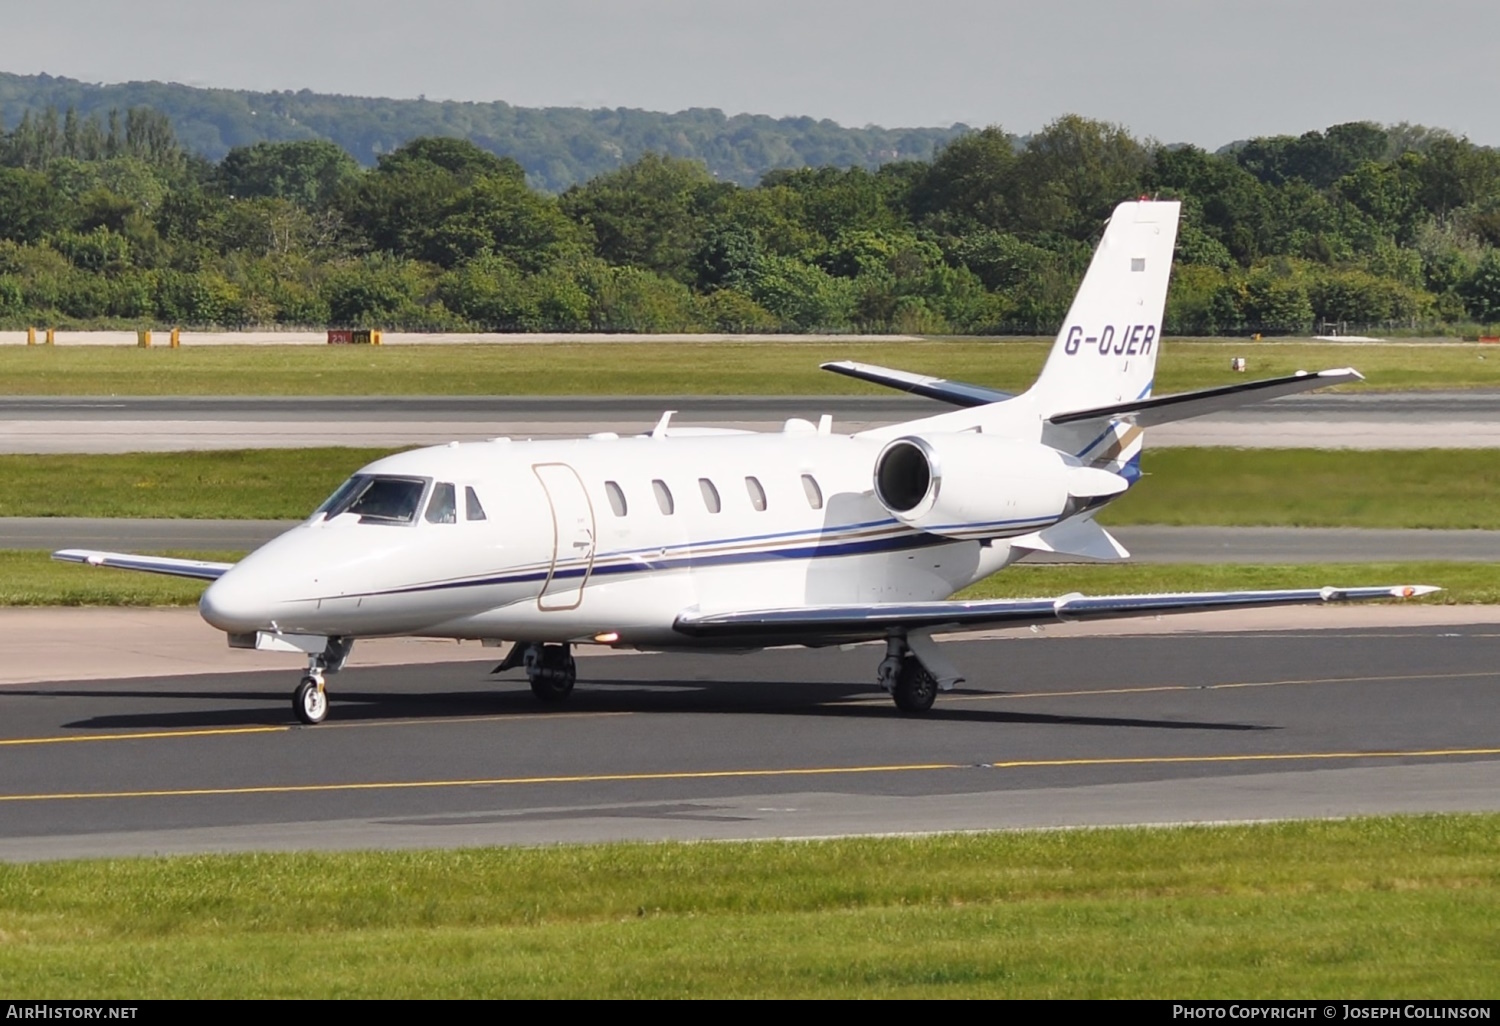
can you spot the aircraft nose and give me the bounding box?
[199,569,273,633]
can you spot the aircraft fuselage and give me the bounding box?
[199,429,1032,648]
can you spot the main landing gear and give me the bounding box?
[876,634,956,714]
[494,642,577,703]
[291,636,353,725]
[878,649,938,713]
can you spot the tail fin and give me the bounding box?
[854,199,1180,452]
[1024,200,1181,415]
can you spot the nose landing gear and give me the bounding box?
[294,672,328,725]
[289,636,353,725]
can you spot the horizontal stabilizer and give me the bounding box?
[675,584,1438,645]
[1011,519,1130,561]
[1048,368,1361,427]
[52,549,234,581]
[821,361,1013,408]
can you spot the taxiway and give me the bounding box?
[0,612,1494,860]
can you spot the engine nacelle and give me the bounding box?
[872,434,1128,540]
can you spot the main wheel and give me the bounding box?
[293,676,328,725]
[529,646,576,703]
[892,658,938,714]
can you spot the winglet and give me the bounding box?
[651,410,677,438]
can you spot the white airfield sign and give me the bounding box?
[56,200,1435,724]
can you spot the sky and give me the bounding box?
[1,0,1495,147]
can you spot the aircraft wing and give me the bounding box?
[52,549,234,581]
[821,360,1014,408]
[1048,368,1360,427]
[674,584,1436,646]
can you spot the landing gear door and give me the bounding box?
[534,463,596,611]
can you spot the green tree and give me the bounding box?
[1461,251,1500,322]
[0,167,65,242]
[422,177,581,271]
[561,154,728,282]
[1012,116,1150,239]
[909,127,1017,230]
[217,140,360,208]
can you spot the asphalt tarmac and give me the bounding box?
[1,621,1495,860]
[3,391,1499,451]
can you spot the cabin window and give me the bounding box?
[465,486,487,521]
[801,474,824,510]
[604,480,628,517]
[699,478,721,513]
[652,479,675,515]
[321,475,429,525]
[424,482,458,524]
[745,476,767,512]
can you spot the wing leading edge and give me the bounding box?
[52,549,234,581]
[674,584,1438,646]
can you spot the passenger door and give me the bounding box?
[533,463,596,611]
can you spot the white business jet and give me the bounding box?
[56,200,1434,724]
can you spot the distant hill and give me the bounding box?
[0,71,969,191]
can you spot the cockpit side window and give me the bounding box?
[425,482,458,524]
[328,476,430,525]
[465,486,487,521]
[315,475,369,519]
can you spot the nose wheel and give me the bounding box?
[287,637,351,725]
[293,672,328,725]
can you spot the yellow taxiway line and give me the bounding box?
[2,747,1498,804]
[0,711,630,747]
[0,725,287,746]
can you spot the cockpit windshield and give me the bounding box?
[315,475,430,525]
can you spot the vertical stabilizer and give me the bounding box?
[1025,200,1180,415]
[853,199,1181,450]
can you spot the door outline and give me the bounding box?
[533,463,596,611]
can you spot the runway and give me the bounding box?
[2,391,1498,451]
[0,616,1495,860]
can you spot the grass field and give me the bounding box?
[0,448,393,519]
[1,816,1496,997]
[1103,448,1500,529]
[4,447,1498,529]
[0,339,1498,395]
[22,554,1490,606]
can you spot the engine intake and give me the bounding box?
[872,434,1126,540]
[873,437,935,514]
